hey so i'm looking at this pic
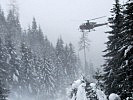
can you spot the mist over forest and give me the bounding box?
[0,0,133,100]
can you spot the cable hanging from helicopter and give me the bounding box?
[78,16,108,75]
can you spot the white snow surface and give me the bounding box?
[72,79,82,89]
[69,79,108,100]
[124,45,132,57]
[109,93,121,100]
[76,83,87,100]
[90,83,107,100]
[71,94,76,100]
[13,74,18,82]
[96,89,107,100]
[90,83,96,90]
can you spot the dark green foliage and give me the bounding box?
[119,1,133,99]
[103,0,124,95]
[85,82,98,100]
[103,0,133,99]
[93,68,104,90]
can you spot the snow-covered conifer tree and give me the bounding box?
[0,38,9,86]
[40,58,55,100]
[55,37,66,91]
[119,1,133,99]
[0,6,7,35]
[103,0,124,96]
[5,35,20,92]
[7,8,21,51]
[20,43,37,95]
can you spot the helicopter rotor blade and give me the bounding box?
[87,16,106,21]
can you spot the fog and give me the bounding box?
[0,0,128,100]
[0,0,130,100]
[0,0,116,69]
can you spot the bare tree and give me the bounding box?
[79,31,90,75]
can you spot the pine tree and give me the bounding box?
[0,6,7,35]
[32,55,43,97]
[0,38,9,86]
[85,82,98,100]
[5,35,20,95]
[27,18,45,57]
[118,1,133,99]
[55,38,80,95]
[40,58,55,100]
[67,43,78,82]
[55,37,66,91]
[93,68,104,90]
[32,17,37,31]
[79,31,90,76]
[7,8,21,50]
[43,36,52,57]
[56,37,65,59]
[64,44,71,84]
[20,43,37,96]
[103,0,124,96]
[29,18,38,47]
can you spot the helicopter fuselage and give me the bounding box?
[79,22,107,32]
[79,16,107,32]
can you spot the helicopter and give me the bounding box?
[79,16,108,32]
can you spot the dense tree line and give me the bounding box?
[0,5,80,100]
[103,0,133,99]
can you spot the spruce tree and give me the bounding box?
[32,17,37,31]
[0,6,7,35]
[7,9,21,50]
[28,18,45,57]
[0,38,9,86]
[79,31,90,75]
[40,58,55,100]
[86,82,98,100]
[119,0,133,99]
[103,0,124,95]
[55,37,65,91]
[32,55,43,96]
[20,43,37,95]
[64,44,71,84]
[43,36,52,58]
[67,43,78,82]
[4,35,21,97]
[93,68,103,90]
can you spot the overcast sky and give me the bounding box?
[0,0,122,68]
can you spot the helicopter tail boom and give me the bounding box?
[94,23,108,28]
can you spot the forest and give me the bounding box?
[0,5,81,100]
[0,0,133,100]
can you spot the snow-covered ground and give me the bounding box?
[109,93,121,100]
[68,79,108,100]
